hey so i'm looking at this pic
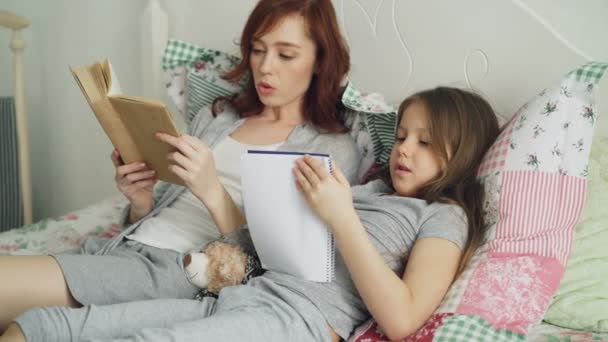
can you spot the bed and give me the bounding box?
[1,0,607,341]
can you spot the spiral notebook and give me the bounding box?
[240,151,335,283]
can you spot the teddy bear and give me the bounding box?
[183,240,260,294]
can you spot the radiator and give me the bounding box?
[0,96,23,231]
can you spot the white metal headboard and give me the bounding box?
[0,10,32,225]
[143,0,606,132]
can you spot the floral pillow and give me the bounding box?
[0,196,127,256]
[348,61,608,341]
[161,39,396,181]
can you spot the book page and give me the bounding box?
[241,152,334,282]
[70,63,107,104]
[70,61,141,163]
[103,59,123,96]
[71,58,186,183]
[108,95,183,185]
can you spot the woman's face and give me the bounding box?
[249,14,317,114]
[389,101,446,197]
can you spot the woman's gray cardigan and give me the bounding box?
[95,105,362,255]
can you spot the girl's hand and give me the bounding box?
[156,132,222,204]
[111,149,157,216]
[293,155,356,230]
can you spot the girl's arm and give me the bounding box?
[294,155,462,340]
[156,132,245,235]
[334,220,461,340]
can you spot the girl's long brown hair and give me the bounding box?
[378,87,500,276]
[212,0,350,133]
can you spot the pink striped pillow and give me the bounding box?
[349,62,608,341]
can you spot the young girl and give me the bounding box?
[293,86,500,340]
[4,87,499,342]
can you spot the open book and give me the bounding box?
[70,58,183,185]
[241,151,335,282]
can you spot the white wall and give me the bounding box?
[0,0,607,221]
[520,0,608,136]
[524,0,608,62]
[530,0,608,136]
[1,0,147,220]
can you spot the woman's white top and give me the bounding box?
[126,136,283,252]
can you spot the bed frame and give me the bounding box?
[0,10,32,225]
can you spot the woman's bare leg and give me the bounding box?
[0,323,26,342]
[0,256,80,332]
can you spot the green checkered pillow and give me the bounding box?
[162,40,245,124]
[162,39,397,180]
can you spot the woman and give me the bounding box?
[0,0,360,337]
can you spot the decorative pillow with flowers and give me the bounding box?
[348,62,608,341]
[161,39,396,181]
[0,196,126,256]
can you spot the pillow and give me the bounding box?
[543,135,608,332]
[348,61,608,341]
[162,40,246,124]
[161,39,396,181]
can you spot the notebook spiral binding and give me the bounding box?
[326,157,336,281]
[327,234,336,281]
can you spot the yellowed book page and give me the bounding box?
[70,63,106,104]
[102,58,123,95]
[108,95,183,185]
[70,61,142,164]
[90,99,142,163]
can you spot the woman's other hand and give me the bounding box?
[111,149,157,222]
[156,132,222,205]
[293,155,355,230]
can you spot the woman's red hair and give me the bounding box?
[213,0,350,133]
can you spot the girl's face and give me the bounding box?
[389,101,446,197]
[249,14,317,114]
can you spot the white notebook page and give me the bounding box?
[240,151,335,282]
